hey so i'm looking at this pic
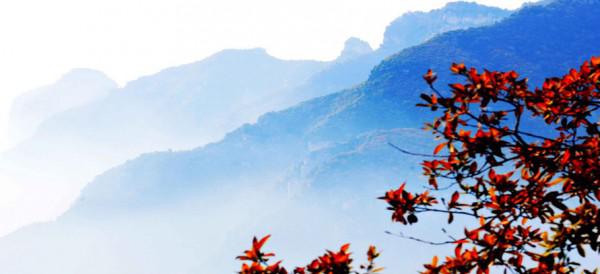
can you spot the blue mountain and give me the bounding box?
[2,0,599,273]
[0,2,509,236]
[279,1,511,106]
[65,0,599,221]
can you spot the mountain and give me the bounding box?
[6,69,117,145]
[0,48,327,235]
[1,0,599,273]
[0,1,512,236]
[33,48,326,151]
[278,1,511,106]
[379,1,513,53]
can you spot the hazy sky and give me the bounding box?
[0,0,537,150]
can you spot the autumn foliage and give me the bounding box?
[237,56,600,273]
[237,235,382,274]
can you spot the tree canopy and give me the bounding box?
[236,56,600,274]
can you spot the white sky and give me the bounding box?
[0,0,536,150]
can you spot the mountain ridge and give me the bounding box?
[278,1,511,107]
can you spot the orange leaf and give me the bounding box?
[592,56,600,67]
[423,69,438,85]
[451,63,466,74]
[255,235,271,250]
[433,142,446,155]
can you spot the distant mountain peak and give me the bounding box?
[58,68,116,85]
[336,37,373,63]
[7,68,117,145]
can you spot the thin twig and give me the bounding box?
[385,231,458,246]
[388,142,447,158]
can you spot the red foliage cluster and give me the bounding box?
[238,56,600,273]
[392,56,600,273]
[380,182,437,224]
[236,235,382,274]
[238,235,287,274]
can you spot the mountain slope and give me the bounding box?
[0,1,599,273]
[6,69,117,145]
